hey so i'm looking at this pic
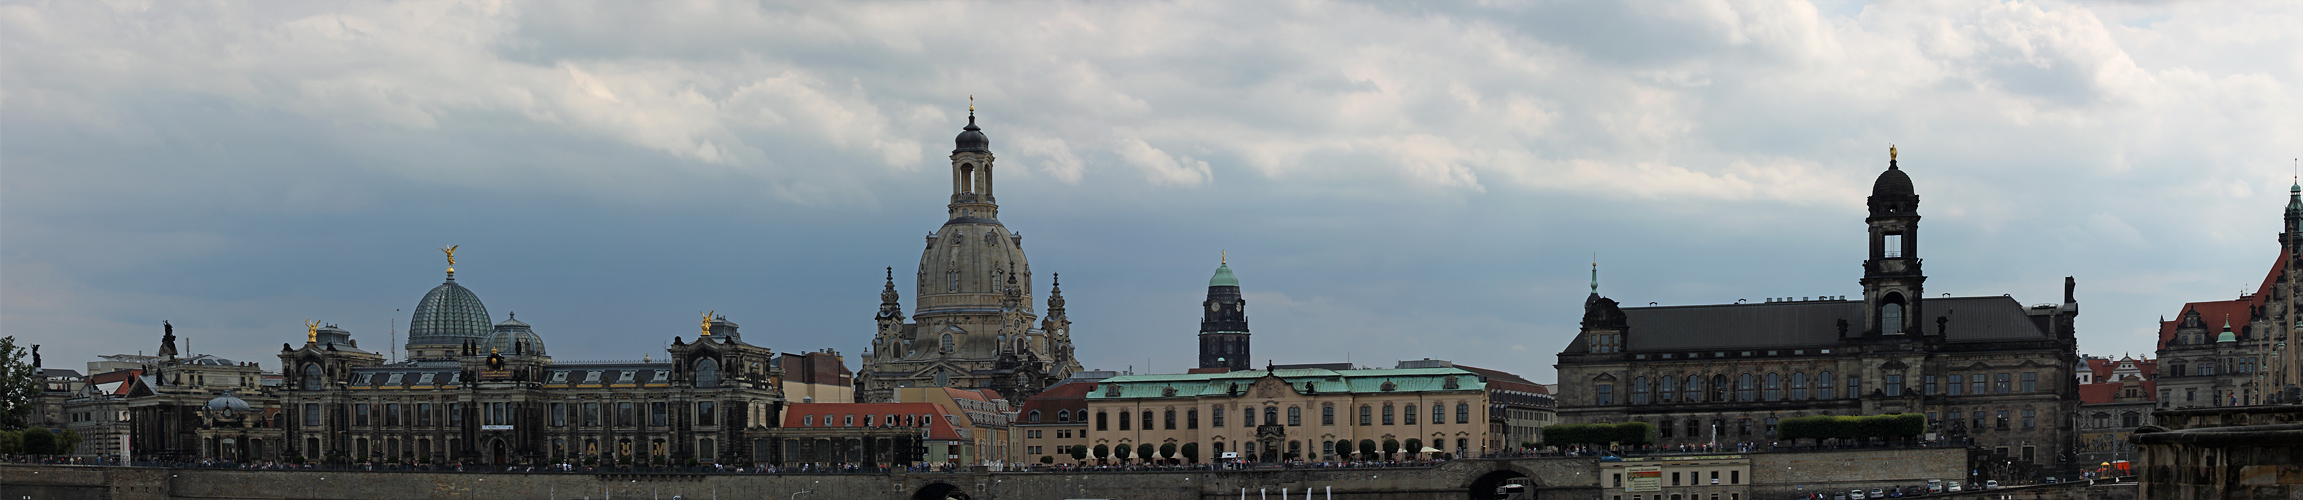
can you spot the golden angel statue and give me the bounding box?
[441,245,459,267]
[305,319,321,343]
[700,310,715,336]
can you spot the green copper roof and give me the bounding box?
[1209,262,1239,287]
[1086,367,1484,400]
[2219,317,2237,343]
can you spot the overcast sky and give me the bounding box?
[5,1,2300,383]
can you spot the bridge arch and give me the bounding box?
[913,482,972,500]
[1467,465,1539,500]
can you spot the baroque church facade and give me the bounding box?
[1554,150,2084,476]
[857,110,1083,403]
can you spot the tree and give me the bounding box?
[0,430,20,454]
[1404,438,1423,456]
[1382,439,1400,457]
[1358,439,1377,459]
[1039,455,1054,464]
[1069,445,1088,462]
[1111,443,1131,461]
[1137,443,1155,462]
[1092,444,1109,460]
[0,336,41,430]
[58,429,82,456]
[21,427,55,455]
[1159,443,1177,463]
[1180,442,1199,463]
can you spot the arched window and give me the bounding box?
[1685,375,1703,402]
[1817,371,1835,398]
[1763,373,1782,401]
[1119,411,1131,431]
[1790,372,1809,400]
[1057,410,1070,423]
[694,358,720,389]
[940,334,955,352]
[1659,376,1677,403]
[1264,406,1279,427]
[1165,409,1177,429]
[1403,404,1417,425]
[1711,374,1730,401]
[1632,376,1651,404]
[1881,299,1905,334]
[1322,405,1336,425]
[1738,374,1756,401]
[1287,407,1301,426]
[1029,410,1042,423]
[1456,403,1470,423]
[302,364,324,391]
[1382,405,1395,425]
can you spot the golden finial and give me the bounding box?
[700,310,714,336]
[441,245,459,274]
[1221,250,1226,265]
[305,319,320,343]
[1889,144,1897,162]
[968,95,974,113]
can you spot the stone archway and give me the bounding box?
[1468,468,1536,500]
[913,482,972,500]
[488,438,509,468]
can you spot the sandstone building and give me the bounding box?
[1554,151,2083,474]
[1083,365,1490,462]
[858,110,1082,403]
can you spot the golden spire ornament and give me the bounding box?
[1889,144,1898,162]
[700,310,715,336]
[441,245,459,274]
[305,319,321,343]
[969,95,974,113]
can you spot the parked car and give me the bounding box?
[1850,490,1867,500]
[1871,488,1885,498]
[1984,480,1999,490]
[1947,481,1962,492]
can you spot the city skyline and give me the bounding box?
[7,1,2303,383]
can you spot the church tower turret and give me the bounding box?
[1862,146,1926,337]
[1199,255,1250,371]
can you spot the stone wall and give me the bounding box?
[1749,448,1966,498]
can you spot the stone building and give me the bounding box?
[1083,366,1490,463]
[763,402,960,467]
[2154,249,2288,409]
[2075,354,2156,467]
[1554,151,2082,473]
[1199,260,1250,371]
[2129,405,2303,498]
[1014,380,1096,465]
[273,263,786,466]
[858,110,1082,403]
[59,323,278,460]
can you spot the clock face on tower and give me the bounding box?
[1209,303,1219,311]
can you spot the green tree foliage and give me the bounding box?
[0,430,21,454]
[1092,444,1109,459]
[1137,443,1154,461]
[21,427,55,455]
[0,337,41,430]
[1776,414,1926,441]
[1404,438,1422,454]
[1540,422,1658,446]
[1111,443,1131,460]
[1382,438,1400,455]
[1180,442,1199,463]
[1039,455,1054,464]
[1070,444,1088,461]
[1159,443,1177,461]
[1358,439,1377,457]
[58,429,83,456]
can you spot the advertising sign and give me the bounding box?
[1626,466,1663,492]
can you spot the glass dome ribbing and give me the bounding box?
[408,275,492,350]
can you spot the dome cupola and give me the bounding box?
[481,312,547,358]
[205,390,251,413]
[954,98,989,153]
[407,267,492,358]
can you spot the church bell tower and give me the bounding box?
[1862,146,1926,337]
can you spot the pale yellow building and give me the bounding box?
[1083,367,1489,463]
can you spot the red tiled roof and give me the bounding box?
[2162,251,2287,349]
[1015,380,1095,425]
[781,402,964,440]
[2078,380,2157,405]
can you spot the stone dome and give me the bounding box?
[205,391,251,413]
[407,274,492,350]
[953,114,989,153]
[481,313,547,357]
[1872,164,1915,198]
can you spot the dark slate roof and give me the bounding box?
[545,363,674,386]
[1584,295,2051,352]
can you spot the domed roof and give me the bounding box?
[1209,262,1239,287]
[481,312,546,357]
[1872,164,1915,197]
[205,391,251,412]
[408,274,491,349]
[953,114,989,153]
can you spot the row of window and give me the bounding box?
[1082,403,1476,431]
[1607,371,2042,405]
[312,401,722,428]
[1644,406,2039,439]
[796,413,939,428]
[2164,357,2262,377]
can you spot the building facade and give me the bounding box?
[858,111,1082,403]
[2075,354,2155,467]
[2153,249,2288,408]
[1199,260,1250,371]
[272,264,787,466]
[1014,380,1095,465]
[1083,366,1490,463]
[1555,151,2083,474]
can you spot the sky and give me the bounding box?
[4,1,2300,384]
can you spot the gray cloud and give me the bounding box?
[4,0,2299,381]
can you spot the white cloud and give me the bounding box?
[1116,138,1212,186]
